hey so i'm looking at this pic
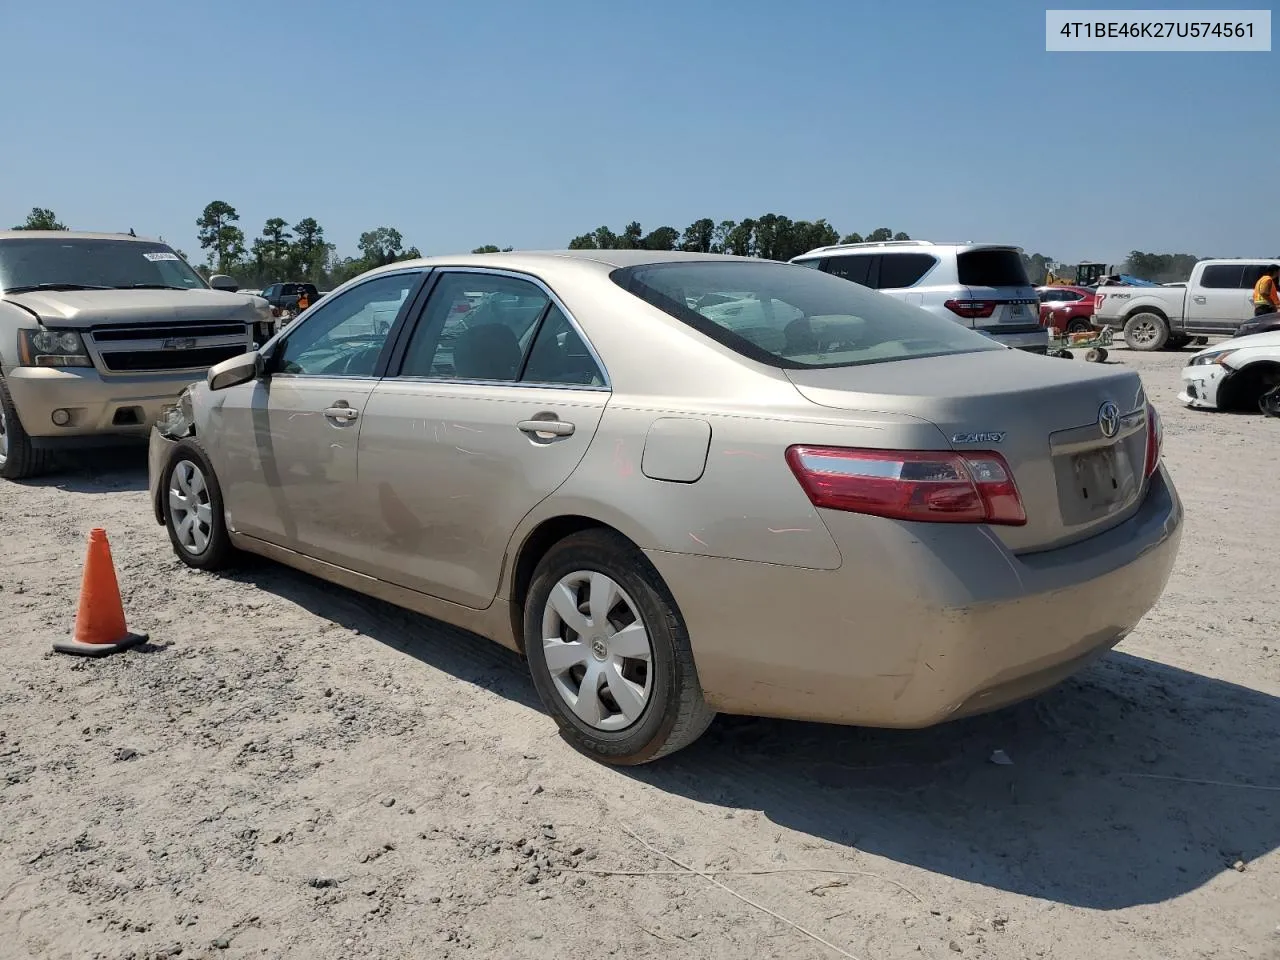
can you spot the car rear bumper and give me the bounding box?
[4,366,200,446]
[648,467,1182,727]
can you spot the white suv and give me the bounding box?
[790,241,1048,353]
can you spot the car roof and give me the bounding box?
[0,230,161,243]
[365,249,761,278]
[792,241,1020,260]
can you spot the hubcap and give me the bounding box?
[1131,319,1157,345]
[168,459,213,554]
[0,401,9,466]
[541,571,654,731]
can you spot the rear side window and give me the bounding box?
[956,249,1031,288]
[611,259,1002,370]
[1241,264,1272,288]
[823,254,876,286]
[877,253,937,289]
[1200,265,1247,289]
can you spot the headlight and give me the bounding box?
[1191,350,1236,367]
[157,387,196,439]
[17,328,92,367]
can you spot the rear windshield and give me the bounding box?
[0,238,205,293]
[956,249,1030,288]
[611,260,1004,369]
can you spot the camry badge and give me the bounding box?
[951,431,1005,444]
[1098,401,1120,438]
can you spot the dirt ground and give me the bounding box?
[1,346,1277,960]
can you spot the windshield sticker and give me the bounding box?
[143,251,181,262]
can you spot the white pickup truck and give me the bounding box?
[1093,258,1279,351]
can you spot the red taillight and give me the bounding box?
[1144,405,1163,478]
[1095,293,1106,309]
[785,446,1026,526]
[944,299,998,320]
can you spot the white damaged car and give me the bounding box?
[1179,331,1280,415]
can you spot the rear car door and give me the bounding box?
[1184,264,1249,332]
[213,269,424,562]
[350,269,610,608]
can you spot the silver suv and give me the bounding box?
[790,241,1048,353]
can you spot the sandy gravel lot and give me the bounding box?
[1,347,1277,960]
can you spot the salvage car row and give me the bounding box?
[1,234,1183,766]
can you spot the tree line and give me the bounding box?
[13,205,1257,288]
[193,201,425,289]
[560,215,910,262]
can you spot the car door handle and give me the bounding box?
[518,419,574,437]
[1193,296,1207,304]
[324,405,359,423]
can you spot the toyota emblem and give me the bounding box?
[1098,401,1120,438]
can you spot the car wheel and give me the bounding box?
[0,375,54,481]
[1123,312,1169,351]
[1261,386,1280,417]
[524,529,715,765]
[1065,319,1092,334]
[162,439,236,571]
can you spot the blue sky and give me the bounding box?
[1,0,1274,264]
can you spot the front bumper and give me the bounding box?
[4,366,201,447]
[1178,362,1229,409]
[648,467,1182,728]
[148,426,181,525]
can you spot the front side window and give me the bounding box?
[400,273,551,380]
[0,238,206,292]
[274,271,418,377]
[613,260,1003,369]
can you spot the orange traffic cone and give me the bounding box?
[52,529,147,657]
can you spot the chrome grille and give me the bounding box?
[88,322,252,374]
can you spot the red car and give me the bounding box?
[1036,285,1098,333]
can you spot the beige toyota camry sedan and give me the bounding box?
[147,250,1183,765]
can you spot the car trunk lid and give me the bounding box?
[786,350,1151,553]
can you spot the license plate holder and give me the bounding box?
[1005,302,1028,320]
[1072,445,1122,507]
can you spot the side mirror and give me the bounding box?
[209,274,239,293]
[208,351,262,391]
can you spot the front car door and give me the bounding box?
[350,269,610,608]
[211,269,425,562]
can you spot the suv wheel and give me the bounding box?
[1123,312,1169,351]
[523,529,715,765]
[162,440,236,570]
[0,375,54,480]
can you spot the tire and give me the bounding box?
[161,439,236,571]
[1085,348,1104,363]
[1058,349,1074,359]
[1065,319,1092,334]
[523,529,715,765]
[1123,312,1170,352]
[0,374,54,481]
[1262,386,1280,418]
